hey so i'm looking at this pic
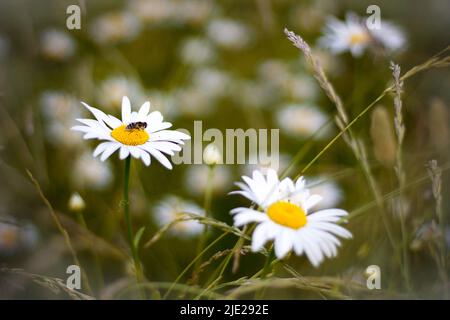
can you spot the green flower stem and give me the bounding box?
[254,246,275,299]
[193,165,215,277]
[123,156,145,295]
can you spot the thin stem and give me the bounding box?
[193,165,215,277]
[123,157,144,294]
[255,246,275,299]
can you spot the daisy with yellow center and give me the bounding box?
[319,12,371,57]
[230,169,352,266]
[319,12,406,57]
[71,96,190,169]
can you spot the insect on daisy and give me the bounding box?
[230,169,352,267]
[72,96,190,169]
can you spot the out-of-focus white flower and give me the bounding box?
[173,0,213,26]
[180,37,216,65]
[319,13,371,57]
[320,12,406,57]
[370,21,406,53]
[68,192,86,212]
[98,76,145,111]
[40,29,76,61]
[128,0,173,23]
[175,87,212,117]
[185,165,232,196]
[258,60,291,88]
[307,178,343,210]
[276,104,330,138]
[230,169,352,265]
[90,11,141,45]
[73,151,113,190]
[40,91,83,147]
[0,219,38,256]
[153,195,205,238]
[192,68,231,99]
[285,75,318,101]
[0,222,20,255]
[203,143,222,166]
[207,19,252,50]
[233,80,274,109]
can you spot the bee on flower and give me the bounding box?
[230,169,352,267]
[72,96,190,168]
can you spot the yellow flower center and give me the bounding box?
[349,31,369,45]
[267,201,307,230]
[111,125,149,146]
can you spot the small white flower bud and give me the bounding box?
[203,143,222,166]
[68,192,85,212]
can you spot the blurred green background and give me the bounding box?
[0,0,449,299]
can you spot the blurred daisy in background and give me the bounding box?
[172,0,213,26]
[128,0,173,24]
[153,195,205,238]
[97,76,146,111]
[306,177,343,210]
[180,37,216,66]
[207,18,252,50]
[72,96,190,168]
[40,29,76,61]
[276,104,331,139]
[174,87,213,117]
[72,151,113,190]
[230,169,352,265]
[40,91,83,147]
[191,68,232,100]
[319,12,406,57]
[0,219,38,257]
[185,165,232,196]
[90,11,141,45]
[319,13,370,57]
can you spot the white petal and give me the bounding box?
[309,222,352,239]
[119,146,130,160]
[143,145,173,169]
[93,142,111,157]
[233,211,268,227]
[128,146,141,159]
[274,229,293,259]
[121,96,131,123]
[251,223,269,252]
[304,195,323,211]
[100,143,120,161]
[138,101,150,119]
[140,151,151,166]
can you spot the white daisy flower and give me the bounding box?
[72,96,190,169]
[230,169,352,266]
[319,13,371,57]
[153,195,205,238]
[207,18,251,50]
[40,29,76,61]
